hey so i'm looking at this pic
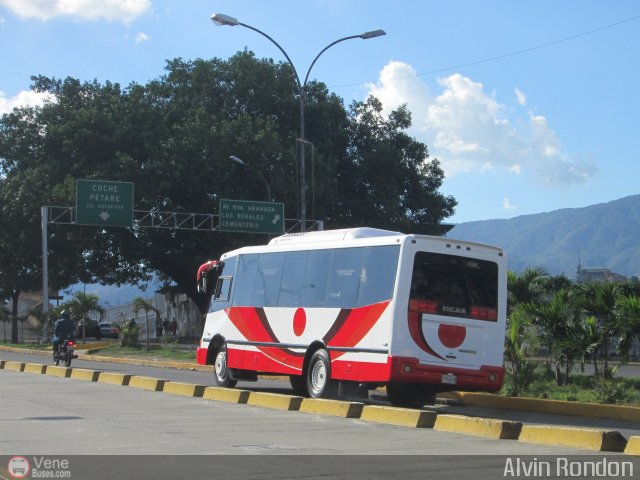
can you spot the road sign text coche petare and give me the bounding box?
[76,179,134,227]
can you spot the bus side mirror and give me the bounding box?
[197,260,221,295]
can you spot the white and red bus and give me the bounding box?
[196,227,507,406]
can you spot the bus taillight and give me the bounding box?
[470,306,497,321]
[408,298,438,314]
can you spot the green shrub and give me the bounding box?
[119,319,140,347]
[594,378,632,404]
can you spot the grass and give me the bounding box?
[90,343,196,361]
[1,341,50,350]
[1,339,196,361]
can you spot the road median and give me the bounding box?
[440,391,640,422]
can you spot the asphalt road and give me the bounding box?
[4,368,634,480]
[4,349,640,479]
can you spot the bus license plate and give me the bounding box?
[441,373,457,385]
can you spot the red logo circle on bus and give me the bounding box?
[438,324,466,348]
[293,308,306,336]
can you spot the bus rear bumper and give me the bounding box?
[389,356,504,392]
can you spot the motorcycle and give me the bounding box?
[53,337,77,367]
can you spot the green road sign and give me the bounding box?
[76,179,134,227]
[219,199,284,234]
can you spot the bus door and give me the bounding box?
[407,249,500,369]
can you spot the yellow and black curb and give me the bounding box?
[361,405,437,428]
[434,414,521,440]
[441,391,640,423]
[518,425,627,452]
[2,358,637,454]
[0,344,213,372]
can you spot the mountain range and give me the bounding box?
[449,194,640,278]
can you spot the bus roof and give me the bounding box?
[219,227,504,259]
[268,227,403,246]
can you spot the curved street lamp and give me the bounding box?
[211,13,385,231]
[229,155,271,202]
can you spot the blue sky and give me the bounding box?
[1,0,639,224]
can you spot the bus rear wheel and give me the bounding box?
[213,345,237,388]
[306,349,337,398]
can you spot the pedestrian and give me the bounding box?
[156,319,163,337]
[170,318,178,337]
[163,319,169,334]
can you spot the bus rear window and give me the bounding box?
[410,252,498,321]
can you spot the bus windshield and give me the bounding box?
[410,252,498,321]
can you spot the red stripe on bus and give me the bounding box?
[326,301,390,353]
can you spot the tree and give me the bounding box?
[0,307,9,343]
[615,294,640,362]
[575,283,621,377]
[59,292,104,343]
[504,305,537,396]
[132,296,159,351]
[334,98,456,232]
[507,267,548,314]
[526,289,578,385]
[0,52,457,316]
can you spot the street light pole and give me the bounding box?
[211,13,385,232]
[229,155,271,202]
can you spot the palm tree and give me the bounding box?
[507,267,548,313]
[132,297,159,351]
[60,292,105,344]
[615,294,640,362]
[575,282,621,378]
[527,289,578,385]
[28,307,50,345]
[505,305,537,395]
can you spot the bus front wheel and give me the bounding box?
[306,349,336,398]
[213,345,237,388]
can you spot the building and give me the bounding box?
[576,266,627,284]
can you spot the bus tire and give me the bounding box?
[386,383,425,408]
[306,349,337,398]
[213,344,237,388]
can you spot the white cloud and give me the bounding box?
[366,61,597,185]
[503,198,517,211]
[0,90,54,115]
[515,88,527,106]
[0,0,151,24]
[135,32,150,43]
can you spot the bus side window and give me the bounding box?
[214,277,232,302]
[208,256,237,313]
[253,252,285,307]
[357,245,400,307]
[325,248,363,308]
[301,249,332,307]
[233,254,259,307]
[278,251,308,307]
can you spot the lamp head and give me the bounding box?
[211,13,239,26]
[360,29,386,39]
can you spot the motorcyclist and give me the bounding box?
[52,310,75,356]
